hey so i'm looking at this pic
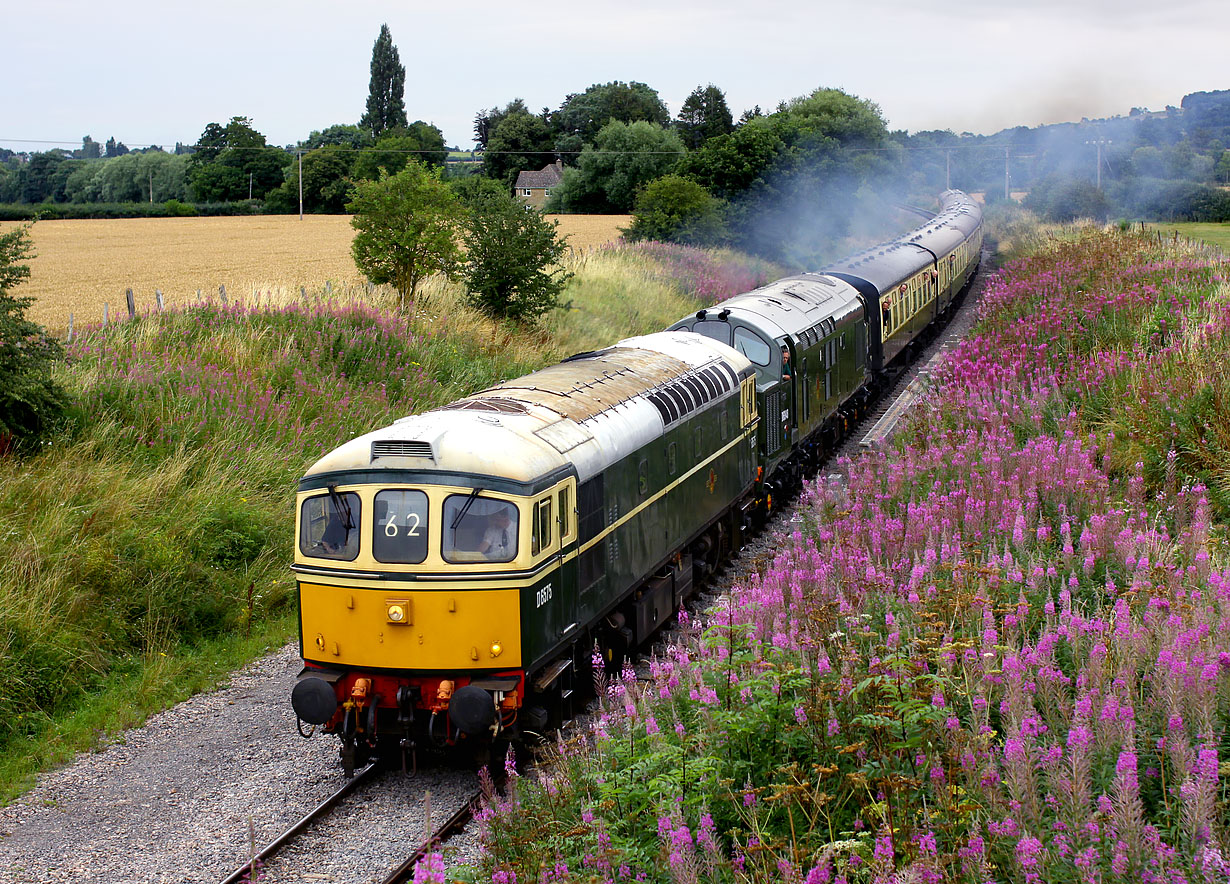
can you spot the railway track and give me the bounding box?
[214,763,483,884]
[212,248,993,884]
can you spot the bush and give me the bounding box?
[461,192,573,324]
[0,224,69,448]
[626,175,727,246]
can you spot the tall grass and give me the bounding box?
[0,242,779,798]
[460,229,1230,883]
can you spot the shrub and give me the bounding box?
[0,224,69,448]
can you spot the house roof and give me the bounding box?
[514,163,563,189]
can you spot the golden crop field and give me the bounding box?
[4,214,630,331]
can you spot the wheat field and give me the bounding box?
[3,214,630,331]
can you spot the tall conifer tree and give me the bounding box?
[360,24,408,139]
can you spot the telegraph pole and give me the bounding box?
[298,151,304,220]
[1004,146,1010,201]
[1086,138,1111,189]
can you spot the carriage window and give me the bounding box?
[373,490,429,564]
[692,320,733,346]
[300,491,361,561]
[668,442,678,475]
[442,494,518,563]
[733,327,771,366]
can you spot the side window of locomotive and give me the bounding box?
[558,486,572,541]
[733,327,771,366]
[373,490,429,564]
[667,441,678,475]
[692,320,733,346]
[532,497,552,556]
[442,494,518,564]
[300,492,361,561]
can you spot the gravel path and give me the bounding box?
[0,644,477,883]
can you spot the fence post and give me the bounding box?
[155,290,164,313]
[325,280,332,296]
[125,287,136,320]
[219,284,227,305]
[103,303,109,328]
[68,312,74,344]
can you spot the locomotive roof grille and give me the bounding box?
[372,440,434,459]
[439,398,528,414]
[646,364,735,429]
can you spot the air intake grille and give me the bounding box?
[766,391,780,452]
[372,441,433,459]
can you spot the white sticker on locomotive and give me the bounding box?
[536,583,553,608]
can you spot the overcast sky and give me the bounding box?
[4,0,1227,154]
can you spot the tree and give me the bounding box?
[461,192,573,324]
[553,82,670,143]
[676,84,734,150]
[359,24,408,139]
[473,99,530,152]
[548,120,685,213]
[482,111,555,184]
[104,137,129,158]
[626,175,726,245]
[76,136,101,160]
[348,161,463,312]
[187,117,289,202]
[267,148,353,213]
[0,224,69,449]
[352,122,448,180]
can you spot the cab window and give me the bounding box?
[442,494,518,563]
[532,497,553,555]
[558,485,572,541]
[692,320,733,346]
[300,491,361,561]
[733,327,771,366]
[373,490,429,564]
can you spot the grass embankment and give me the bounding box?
[459,229,1230,883]
[0,244,784,801]
[1147,222,1230,253]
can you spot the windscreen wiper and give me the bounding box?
[450,486,484,530]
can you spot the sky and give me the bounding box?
[3,0,1227,155]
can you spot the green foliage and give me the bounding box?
[482,111,555,185]
[1023,175,1111,222]
[626,175,726,245]
[448,173,508,206]
[359,23,408,138]
[348,161,464,311]
[269,148,354,214]
[548,120,685,213]
[0,224,69,447]
[186,117,289,202]
[460,193,573,324]
[553,81,670,143]
[677,120,786,199]
[351,122,448,180]
[676,84,735,150]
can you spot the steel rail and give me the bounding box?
[380,790,485,884]
[218,760,380,884]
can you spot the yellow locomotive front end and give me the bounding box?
[289,405,580,773]
[296,482,527,674]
